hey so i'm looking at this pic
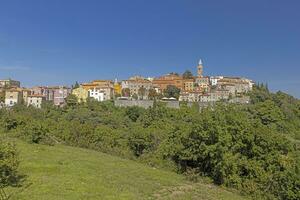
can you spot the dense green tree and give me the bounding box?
[72,81,80,89]
[182,70,194,79]
[0,140,20,199]
[250,100,285,127]
[250,84,272,103]
[148,88,158,100]
[66,94,78,107]
[125,106,144,122]
[132,94,138,100]
[138,86,146,100]
[164,85,181,99]
[169,72,179,76]
[0,91,5,103]
[128,127,155,157]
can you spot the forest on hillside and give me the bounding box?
[0,85,299,200]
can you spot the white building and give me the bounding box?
[88,87,113,101]
[27,95,45,108]
[5,90,22,107]
[210,76,223,86]
[121,80,129,90]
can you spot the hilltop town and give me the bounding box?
[0,60,254,108]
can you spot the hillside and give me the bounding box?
[5,140,246,200]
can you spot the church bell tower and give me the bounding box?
[197,59,203,77]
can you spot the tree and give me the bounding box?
[251,100,285,127]
[128,127,154,157]
[125,106,144,122]
[138,87,146,100]
[0,91,5,103]
[169,72,179,76]
[0,140,20,199]
[73,81,80,89]
[122,88,130,97]
[66,94,78,107]
[132,94,138,100]
[148,89,158,100]
[182,70,193,79]
[164,85,181,99]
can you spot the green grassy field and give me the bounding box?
[6,140,247,200]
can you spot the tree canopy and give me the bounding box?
[182,70,194,79]
[164,85,181,99]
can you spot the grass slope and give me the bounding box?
[7,140,246,200]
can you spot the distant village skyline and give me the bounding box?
[0,60,254,109]
[1,1,299,98]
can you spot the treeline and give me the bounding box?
[0,84,299,199]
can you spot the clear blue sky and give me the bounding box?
[0,0,299,98]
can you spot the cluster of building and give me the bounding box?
[0,79,71,108]
[0,59,254,108]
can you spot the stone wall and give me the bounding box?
[115,98,249,111]
[115,100,181,109]
[115,100,154,109]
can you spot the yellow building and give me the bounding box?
[183,79,195,91]
[72,86,89,103]
[114,82,122,96]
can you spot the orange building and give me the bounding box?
[152,74,184,92]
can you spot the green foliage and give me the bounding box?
[0,87,299,200]
[250,84,272,104]
[250,100,285,127]
[20,121,54,145]
[72,81,80,89]
[132,93,138,100]
[0,140,20,191]
[182,70,194,79]
[7,140,245,200]
[164,85,181,99]
[128,126,155,157]
[148,88,158,100]
[0,91,5,103]
[125,106,144,122]
[65,94,78,107]
[138,86,146,99]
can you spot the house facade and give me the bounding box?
[5,89,23,106]
[72,86,89,103]
[88,87,113,101]
[27,95,45,108]
[152,74,184,91]
[52,86,71,106]
[183,79,195,91]
[0,79,20,88]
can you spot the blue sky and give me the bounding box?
[0,0,299,98]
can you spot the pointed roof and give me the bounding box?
[198,59,203,65]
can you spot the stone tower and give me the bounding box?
[197,59,203,77]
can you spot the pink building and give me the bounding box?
[30,86,71,106]
[52,86,71,106]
